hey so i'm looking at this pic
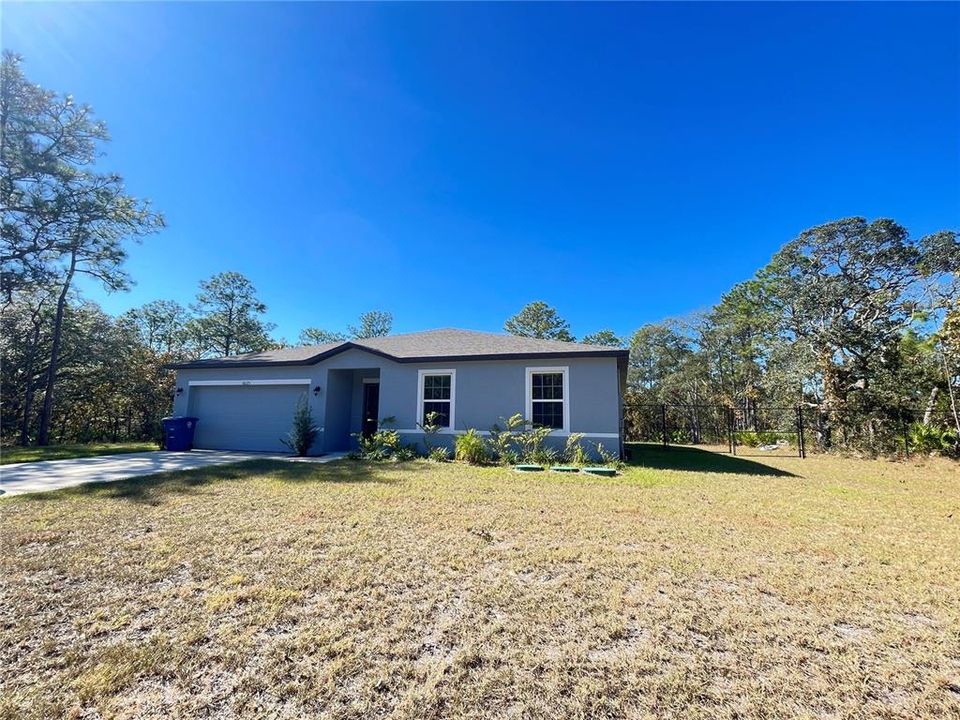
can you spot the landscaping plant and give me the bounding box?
[455,429,488,464]
[280,398,319,456]
[486,413,526,465]
[563,433,587,465]
[428,446,450,463]
[418,411,444,455]
[351,417,416,461]
[515,425,555,465]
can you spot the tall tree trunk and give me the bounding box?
[18,299,45,445]
[816,346,841,450]
[37,249,77,446]
[224,303,234,356]
[692,401,702,444]
[942,351,960,434]
[819,347,842,409]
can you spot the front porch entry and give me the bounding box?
[323,368,381,452]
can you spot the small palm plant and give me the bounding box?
[908,422,958,455]
[563,433,587,465]
[418,410,444,456]
[455,429,488,464]
[487,413,526,465]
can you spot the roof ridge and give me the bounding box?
[289,340,348,352]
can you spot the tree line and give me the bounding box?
[629,218,959,454]
[502,219,960,454]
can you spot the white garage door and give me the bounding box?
[187,383,309,452]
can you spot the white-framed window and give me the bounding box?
[525,366,569,434]
[417,369,456,430]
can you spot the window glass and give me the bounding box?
[423,375,451,400]
[530,371,565,429]
[422,401,450,427]
[532,373,564,400]
[531,401,563,429]
[421,373,452,428]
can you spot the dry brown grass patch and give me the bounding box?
[1,451,958,718]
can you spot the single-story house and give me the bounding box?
[167,328,628,457]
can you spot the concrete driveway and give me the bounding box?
[0,450,345,497]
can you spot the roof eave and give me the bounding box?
[163,341,361,370]
[163,358,318,370]
[165,345,628,370]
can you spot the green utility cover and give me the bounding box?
[514,464,544,472]
[583,467,617,477]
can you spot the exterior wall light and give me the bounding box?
[176,387,184,396]
[313,385,322,397]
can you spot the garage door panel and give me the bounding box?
[187,385,308,452]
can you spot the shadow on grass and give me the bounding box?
[19,458,416,505]
[625,443,796,477]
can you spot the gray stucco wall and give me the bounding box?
[324,370,354,452]
[172,349,621,456]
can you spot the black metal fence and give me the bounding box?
[624,402,960,459]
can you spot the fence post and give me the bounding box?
[796,405,806,459]
[661,403,668,449]
[727,407,735,454]
[726,408,732,454]
[732,407,737,455]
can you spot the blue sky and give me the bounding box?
[4,2,958,342]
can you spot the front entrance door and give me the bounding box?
[361,382,380,438]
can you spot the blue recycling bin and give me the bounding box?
[162,416,199,451]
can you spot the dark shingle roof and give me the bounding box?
[166,342,343,369]
[167,328,627,369]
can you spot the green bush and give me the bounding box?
[351,417,416,462]
[455,429,488,464]
[394,444,419,461]
[352,428,401,460]
[909,422,958,455]
[281,397,319,456]
[734,430,792,448]
[428,445,450,462]
[515,425,554,464]
[485,413,564,465]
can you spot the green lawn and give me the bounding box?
[1,448,958,719]
[0,442,157,465]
